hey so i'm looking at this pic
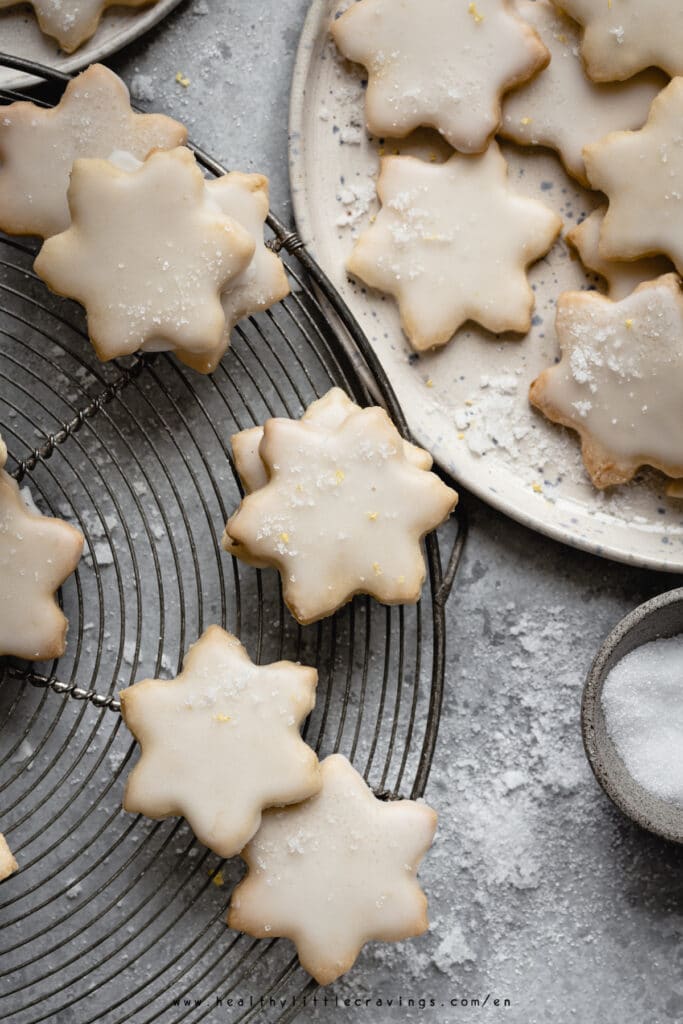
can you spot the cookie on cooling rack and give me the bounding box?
[228,753,437,985]
[556,0,683,82]
[0,0,160,54]
[347,147,561,350]
[583,79,683,277]
[120,625,320,859]
[500,1,664,187]
[223,389,457,624]
[529,275,683,489]
[33,147,256,369]
[0,833,18,881]
[0,433,84,661]
[567,208,672,302]
[331,0,549,154]
[0,63,186,239]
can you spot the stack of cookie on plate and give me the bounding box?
[332,0,683,495]
[0,64,459,981]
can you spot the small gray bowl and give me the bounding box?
[582,587,683,845]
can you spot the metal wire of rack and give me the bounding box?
[0,53,466,1024]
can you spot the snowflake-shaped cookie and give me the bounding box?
[224,401,457,624]
[0,0,158,53]
[0,834,18,881]
[567,208,672,301]
[501,1,663,186]
[0,64,186,239]
[331,0,549,154]
[228,754,437,985]
[34,148,255,367]
[557,0,683,82]
[530,275,683,488]
[348,147,562,350]
[120,626,320,858]
[0,435,83,661]
[584,79,683,276]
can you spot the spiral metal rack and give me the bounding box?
[0,53,466,1024]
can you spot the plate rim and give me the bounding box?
[288,0,681,575]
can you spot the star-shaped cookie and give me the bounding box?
[331,0,549,154]
[34,148,256,367]
[0,834,18,881]
[584,79,683,276]
[0,0,159,53]
[228,754,437,985]
[120,626,320,858]
[0,63,186,239]
[180,172,291,374]
[0,434,84,661]
[348,147,562,350]
[567,208,672,301]
[224,401,457,624]
[501,1,664,186]
[530,274,683,488]
[556,0,683,82]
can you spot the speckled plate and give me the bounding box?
[0,0,184,91]
[289,0,683,573]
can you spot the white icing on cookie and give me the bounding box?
[120,625,320,859]
[584,79,683,276]
[224,401,457,624]
[530,275,683,488]
[347,147,562,349]
[567,208,672,300]
[0,64,186,239]
[501,1,663,186]
[0,834,17,881]
[228,754,437,985]
[34,148,256,367]
[0,435,84,660]
[331,0,549,154]
[0,0,159,53]
[557,0,683,82]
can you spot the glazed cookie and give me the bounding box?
[500,1,664,186]
[228,754,437,985]
[224,400,457,624]
[0,64,186,239]
[584,79,683,276]
[120,626,320,859]
[530,275,683,488]
[0,834,17,881]
[0,0,159,53]
[34,148,256,368]
[556,0,683,82]
[331,0,549,154]
[567,208,672,301]
[348,148,562,350]
[0,434,84,660]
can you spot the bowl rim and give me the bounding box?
[582,586,683,845]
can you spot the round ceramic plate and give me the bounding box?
[0,0,184,90]
[289,0,683,573]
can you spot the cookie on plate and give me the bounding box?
[0,0,160,54]
[348,147,562,350]
[34,148,255,369]
[530,275,683,488]
[584,78,683,276]
[501,1,664,187]
[0,434,84,661]
[0,64,186,239]
[0,834,18,881]
[331,0,549,154]
[120,626,320,859]
[223,394,457,624]
[556,0,683,82]
[228,754,437,985]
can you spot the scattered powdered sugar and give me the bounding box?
[602,636,683,806]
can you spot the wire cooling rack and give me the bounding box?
[0,54,466,1024]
